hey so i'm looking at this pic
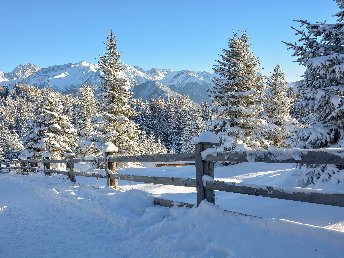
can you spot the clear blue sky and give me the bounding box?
[0,0,338,82]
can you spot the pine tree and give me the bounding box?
[264,65,295,147]
[0,125,23,159]
[21,89,77,160]
[209,32,265,151]
[137,130,167,155]
[75,84,100,157]
[286,0,344,185]
[98,31,140,155]
[180,107,205,153]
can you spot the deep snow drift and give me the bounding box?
[1,163,344,258]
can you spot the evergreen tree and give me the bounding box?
[21,89,77,160]
[134,96,199,153]
[137,130,167,155]
[264,65,295,147]
[75,84,100,157]
[286,0,344,185]
[209,32,265,151]
[98,30,140,155]
[180,106,205,153]
[200,101,211,126]
[0,125,23,159]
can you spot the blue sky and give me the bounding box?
[0,0,338,81]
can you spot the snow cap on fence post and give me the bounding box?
[103,142,119,189]
[193,131,219,206]
[191,131,220,145]
[103,142,119,154]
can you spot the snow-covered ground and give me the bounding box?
[1,163,344,257]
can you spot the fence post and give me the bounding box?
[29,160,38,173]
[104,142,119,189]
[66,154,76,183]
[194,132,220,206]
[5,159,10,173]
[21,160,28,175]
[44,156,51,176]
[13,159,19,174]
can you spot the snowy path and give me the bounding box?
[1,172,344,258]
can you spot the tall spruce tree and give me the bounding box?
[264,65,295,147]
[75,84,100,157]
[98,31,140,155]
[209,32,265,151]
[286,0,344,185]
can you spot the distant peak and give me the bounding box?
[7,63,41,80]
[79,61,91,66]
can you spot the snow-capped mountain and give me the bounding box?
[5,63,41,80]
[0,61,214,103]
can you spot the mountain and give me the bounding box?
[132,80,183,101]
[0,61,214,103]
[5,63,41,80]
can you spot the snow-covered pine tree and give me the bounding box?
[137,130,167,155]
[264,65,295,147]
[75,84,100,157]
[164,96,194,153]
[98,31,140,155]
[286,0,344,185]
[200,101,211,126]
[0,125,23,159]
[21,89,77,160]
[180,110,205,153]
[209,32,265,151]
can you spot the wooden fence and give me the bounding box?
[2,142,344,208]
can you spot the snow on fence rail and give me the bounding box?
[2,142,344,208]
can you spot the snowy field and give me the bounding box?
[1,163,344,258]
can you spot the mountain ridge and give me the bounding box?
[0,61,213,103]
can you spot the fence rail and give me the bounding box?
[2,143,344,208]
[206,149,344,165]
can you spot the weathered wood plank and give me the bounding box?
[107,153,195,163]
[154,198,195,208]
[70,158,105,163]
[45,169,106,179]
[74,171,107,178]
[45,169,69,176]
[22,159,67,164]
[206,180,344,207]
[156,163,195,167]
[116,173,196,187]
[205,150,344,165]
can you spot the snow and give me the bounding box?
[202,175,214,186]
[191,131,220,144]
[1,162,344,257]
[53,72,69,79]
[103,142,118,153]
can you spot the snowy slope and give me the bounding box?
[1,170,344,258]
[0,62,214,103]
[1,162,344,258]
